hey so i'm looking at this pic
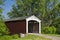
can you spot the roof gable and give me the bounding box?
[26,15,41,22]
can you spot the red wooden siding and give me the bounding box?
[5,20,26,34]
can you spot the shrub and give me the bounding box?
[0,20,9,36]
[12,34,19,39]
[56,25,60,34]
[42,26,56,34]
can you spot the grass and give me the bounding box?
[12,35,51,40]
[45,34,60,37]
[0,34,51,40]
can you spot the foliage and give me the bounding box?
[42,26,56,34]
[0,8,2,13]
[0,0,3,5]
[12,34,19,39]
[8,0,58,18]
[0,34,19,40]
[7,0,59,26]
[0,0,4,13]
[0,0,9,35]
[53,18,60,34]
[52,3,60,34]
[0,20,9,35]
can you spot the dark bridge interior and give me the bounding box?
[28,20,39,33]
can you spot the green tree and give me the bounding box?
[8,0,58,24]
[0,0,9,35]
[52,3,60,34]
[8,0,53,18]
[0,0,3,13]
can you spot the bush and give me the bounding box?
[42,26,56,34]
[56,28,60,34]
[0,20,9,36]
[12,34,19,39]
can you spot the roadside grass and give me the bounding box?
[12,35,51,40]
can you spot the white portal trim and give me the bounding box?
[26,15,41,34]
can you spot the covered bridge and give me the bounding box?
[5,15,41,34]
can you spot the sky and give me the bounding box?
[2,0,16,19]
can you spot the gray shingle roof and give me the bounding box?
[5,15,31,22]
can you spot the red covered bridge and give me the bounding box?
[5,15,41,34]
